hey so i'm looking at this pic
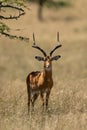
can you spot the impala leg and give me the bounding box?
[46,91,50,109]
[28,94,31,114]
[27,84,31,114]
[40,92,44,109]
[31,94,39,110]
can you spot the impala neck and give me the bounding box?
[43,66,52,79]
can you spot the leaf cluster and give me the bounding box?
[0,22,10,33]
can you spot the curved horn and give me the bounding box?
[32,33,47,57]
[50,32,62,57]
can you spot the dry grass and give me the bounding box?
[0,79,87,130]
[0,0,87,130]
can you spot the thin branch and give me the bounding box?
[0,4,25,11]
[1,32,29,42]
[0,4,25,20]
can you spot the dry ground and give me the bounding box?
[0,0,87,130]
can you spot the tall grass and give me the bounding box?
[0,78,87,130]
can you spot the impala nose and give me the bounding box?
[46,63,50,68]
[46,65,50,68]
[44,64,49,68]
[45,64,51,71]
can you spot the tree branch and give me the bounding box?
[1,32,29,42]
[0,3,25,20]
[0,2,29,43]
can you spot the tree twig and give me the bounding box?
[0,4,25,20]
[1,31,29,42]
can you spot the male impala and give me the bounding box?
[26,33,62,113]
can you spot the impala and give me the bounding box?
[26,32,62,113]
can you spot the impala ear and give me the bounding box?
[51,55,61,61]
[35,56,45,61]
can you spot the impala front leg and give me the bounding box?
[40,92,45,109]
[46,91,50,109]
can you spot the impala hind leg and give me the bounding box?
[27,94,31,114]
[27,84,31,114]
[31,94,39,110]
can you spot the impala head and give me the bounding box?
[32,32,62,71]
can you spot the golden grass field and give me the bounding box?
[0,0,87,130]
